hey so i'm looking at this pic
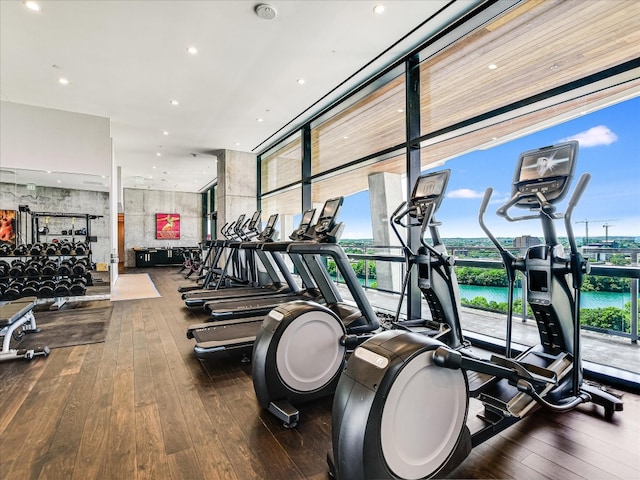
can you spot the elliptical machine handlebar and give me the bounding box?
[565,173,591,256]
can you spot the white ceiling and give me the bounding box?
[0,0,478,193]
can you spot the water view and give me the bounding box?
[458,284,635,310]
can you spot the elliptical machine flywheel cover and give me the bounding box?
[332,330,470,480]
[252,300,346,407]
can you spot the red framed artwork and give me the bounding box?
[156,213,180,240]
[0,209,17,246]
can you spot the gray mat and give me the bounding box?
[17,301,112,350]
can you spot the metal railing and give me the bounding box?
[339,248,640,344]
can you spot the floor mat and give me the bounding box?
[16,301,113,350]
[110,273,161,301]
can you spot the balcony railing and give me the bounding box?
[339,248,640,344]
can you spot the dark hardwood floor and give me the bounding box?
[1,267,638,479]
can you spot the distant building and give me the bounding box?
[513,235,541,248]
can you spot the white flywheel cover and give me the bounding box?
[275,310,345,392]
[381,350,468,479]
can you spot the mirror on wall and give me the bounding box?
[0,167,111,299]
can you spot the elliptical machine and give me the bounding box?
[330,141,623,480]
[388,168,464,348]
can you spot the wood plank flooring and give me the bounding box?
[1,267,638,479]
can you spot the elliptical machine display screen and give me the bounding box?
[409,169,450,220]
[513,141,578,207]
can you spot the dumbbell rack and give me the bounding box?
[30,211,102,265]
[0,245,94,303]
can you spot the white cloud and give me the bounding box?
[560,125,618,147]
[447,188,484,199]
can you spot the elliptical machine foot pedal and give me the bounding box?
[581,382,624,419]
[267,399,299,428]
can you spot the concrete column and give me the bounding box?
[368,172,403,291]
[216,149,258,236]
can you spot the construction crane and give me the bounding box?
[603,222,615,242]
[575,219,615,244]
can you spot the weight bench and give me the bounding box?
[0,297,50,361]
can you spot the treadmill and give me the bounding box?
[177,215,246,293]
[202,198,344,321]
[186,198,346,359]
[182,213,299,307]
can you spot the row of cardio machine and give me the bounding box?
[184,141,624,480]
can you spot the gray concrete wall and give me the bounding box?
[0,182,110,263]
[368,172,403,291]
[216,149,257,236]
[123,188,202,267]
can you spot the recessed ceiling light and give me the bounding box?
[297,78,305,85]
[373,5,385,14]
[152,165,156,169]
[58,77,69,85]
[46,170,52,174]
[343,136,349,139]
[397,108,404,113]
[24,1,41,11]
[156,152,161,156]
[170,99,179,106]
[257,118,264,122]
[235,142,240,146]
[187,46,198,55]
[56,180,61,183]
[488,64,498,70]
[162,131,169,136]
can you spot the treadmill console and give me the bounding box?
[232,214,246,237]
[512,141,577,208]
[259,214,279,241]
[312,197,344,243]
[247,210,261,231]
[290,209,316,241]
[409,169,450,223]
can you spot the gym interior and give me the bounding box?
[1,1,639,479]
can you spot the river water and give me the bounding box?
[458,284,635,309]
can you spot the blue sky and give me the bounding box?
[340,95,640,240]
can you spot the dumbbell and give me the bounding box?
[83,271,94,286]
[70,278,87,296]
[74,227,87,236]
[30,243,44,256]
[0,243,13,255]
[72,258,90,275]
[24,259,43,277]
[74,242,89,255]
[53,279,71,297]
[37,280,55,298]
[57,261,73,276]
[0,279,9,299]
[22,280,40,297]
[42,260,58,276]
[3,280,24,300]
[9,260,26,277]
[45,243,59,255]
[0,260,10,277]
[13,244,27,256]
[59,241,72,255]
